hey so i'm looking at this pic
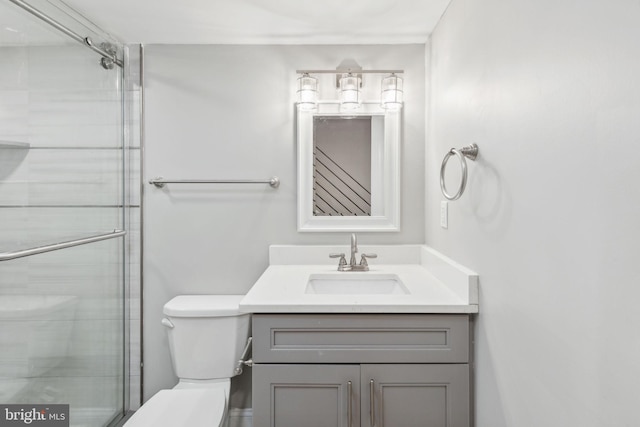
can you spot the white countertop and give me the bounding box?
[239,245,479,314]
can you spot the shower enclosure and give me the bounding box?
[0,0,138,425]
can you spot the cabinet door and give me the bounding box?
[253,364,360,427]
[361,364,469,427]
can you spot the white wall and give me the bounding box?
[143,44,425,405]
[427,1,640,425]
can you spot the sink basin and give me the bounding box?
[305,274,409,295]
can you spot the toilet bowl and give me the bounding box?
[125,295,250,427]
[125,387,227,426]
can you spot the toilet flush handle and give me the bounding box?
[161,318,174,329]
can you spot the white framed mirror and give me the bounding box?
[297,102,401,232]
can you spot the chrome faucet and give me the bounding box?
[329,233,377,271]
[349,233,358,267]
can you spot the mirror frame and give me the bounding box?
[297,102,401,232]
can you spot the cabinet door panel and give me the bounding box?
[361,364,469,427]
[253,364,360,427]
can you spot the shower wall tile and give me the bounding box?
[129,303,141,412]
[0,90,28,141]
[0,149,122,206]
[0,316,77,377]
[72,298,123,321]
[27,261,123,292]
[129,149,141,206]
[128,207,140,244]
[129,264,141,299]
[0,252,123,299]
[126,91,141,149]
[25,268,122,295]
[0,47,28,90]
[129,314,140,376]
[129,268,140,299]
[129,376,141,410]
[0,262,28,292]
[27,46,118,92]
[29,124,120,148]
[69,319,122,358]
[0,207,123,250]
[29,90,121,129]
[128,295,140,320]
[128,207,142,411]
[0,209,29,249]
[42,355,121,378]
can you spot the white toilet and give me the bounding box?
[125,295,251,427]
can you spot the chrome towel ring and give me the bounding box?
[439,143,479,201]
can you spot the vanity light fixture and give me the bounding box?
[295,63,404,110]
[296,73,318,111]
[380,73,403,110]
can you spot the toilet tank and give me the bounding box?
[162,295,250,380]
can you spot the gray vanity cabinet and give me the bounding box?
[252,314,472,427]
[361,364,469,427]
[253,364,360,427]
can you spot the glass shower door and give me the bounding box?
[0,1,129,425]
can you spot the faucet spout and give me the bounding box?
[349,233,358,266]
[329,233,376,271]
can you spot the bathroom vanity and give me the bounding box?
[251,313,471,427]
[240,245,478,427]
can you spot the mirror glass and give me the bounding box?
[313,115,382,217]
[297,103,400,232]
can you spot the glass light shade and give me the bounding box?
[339,73,362,111]
[297,74,318,110]
[381,74,404,110]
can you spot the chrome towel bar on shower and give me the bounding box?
[439,144,479,201]
[0,230,126,262]
[149,177,280,189]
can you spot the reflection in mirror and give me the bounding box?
[313,116,377,216]
[297,103,401,232]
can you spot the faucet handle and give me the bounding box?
[359,253,378,266]
[329,253,347,267]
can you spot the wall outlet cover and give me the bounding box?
[440,201,448,229]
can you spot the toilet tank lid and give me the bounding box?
[163,295,246,317]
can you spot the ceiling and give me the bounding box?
[61,0,452,44]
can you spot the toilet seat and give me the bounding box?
[124,388,226,427]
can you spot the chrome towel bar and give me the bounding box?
[440,144,479,201]
[0,230,126,262]
[149,177,280,188]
